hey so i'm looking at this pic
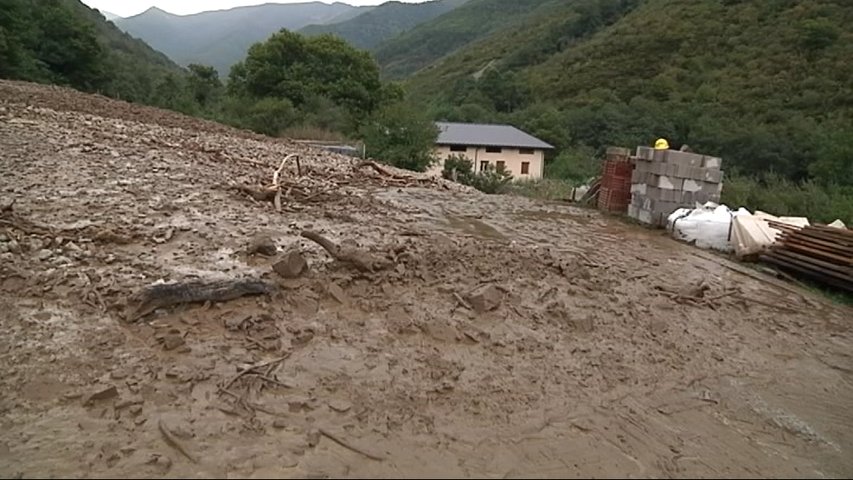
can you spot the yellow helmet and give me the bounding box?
[654,138,670,150]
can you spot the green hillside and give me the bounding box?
[374,0,553,79]
[301,0,468,51]
[0,0,183,103]
[399,0,853,185]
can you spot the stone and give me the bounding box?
[7,239,19,254]
[36,249,53,260]
[273,251,308,279]
[465,285,502,313]
[327,282,347,304]
[572,316,595,333]
[328,399,352,413]
[248,235,277,256]
[161,334,185,351]
[272,419,287,429]
[84,385,118,405]
[306,429,321,448]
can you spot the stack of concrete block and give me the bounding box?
[628,147,724,226]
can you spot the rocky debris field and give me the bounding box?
[1,80,852,478]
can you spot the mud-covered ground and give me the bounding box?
[1,80,852,478]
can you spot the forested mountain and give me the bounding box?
[300,0,468,51]
[374,0,553,79]
[114,2,358,75]
[0,0,183,103]
[390,0,852,187]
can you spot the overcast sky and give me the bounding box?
[81,0,416,18]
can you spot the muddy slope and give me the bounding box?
[1,80,852,478]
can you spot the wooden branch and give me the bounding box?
[301,230,391,272]
[273,154,300,185]
[319,428,385,462]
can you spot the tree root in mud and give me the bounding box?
[127,279,273,321]
[300,230,392,273]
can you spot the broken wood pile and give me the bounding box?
[761,225,853,292]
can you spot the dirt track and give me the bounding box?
[1,80,852,478]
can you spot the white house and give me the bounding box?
[428,122,554,179]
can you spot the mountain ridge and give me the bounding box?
[115,2,358,75]
[300,0,468,51]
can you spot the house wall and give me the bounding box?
[428,145,545,179]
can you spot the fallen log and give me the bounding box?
[128,279,273,321]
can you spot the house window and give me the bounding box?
[496,161,506,172]
[449,145,466,152]
[485,146,502,154]
[480,161,489,172]
[521,162,530,175]
[519,148,535,155]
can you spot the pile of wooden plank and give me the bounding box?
[761,225,853,292]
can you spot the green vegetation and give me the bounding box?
[721,173,853,225]
[225,31,383,134]
[301,0,468,51]
[441,154,512,194]
[360,102,439,172]
[374,0,551,79]
[376,0,853,220]
[0,0,183,104]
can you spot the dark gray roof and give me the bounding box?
[435,122,554,150]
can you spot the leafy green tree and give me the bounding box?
[799,18,839,52]
[442,154,475,183]
[186,64,222,109]
[810,127,853,186]
[360,102,438,172]
[229,31,382,124]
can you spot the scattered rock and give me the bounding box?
[161,334,186,351]
[225,316,248,331]
[465,285,502,313]
[306,429,321,448]
[572,315,595,333]
[273,251,308,279]
[145,454,172,473]
[115,397,144,409]
[0,198,14,213]
[84,385,118,405]
[272,419,288,429]
[328,399,352,413]
[129,405,143,416]
[327,282,347,304]
[248,234,277,256]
